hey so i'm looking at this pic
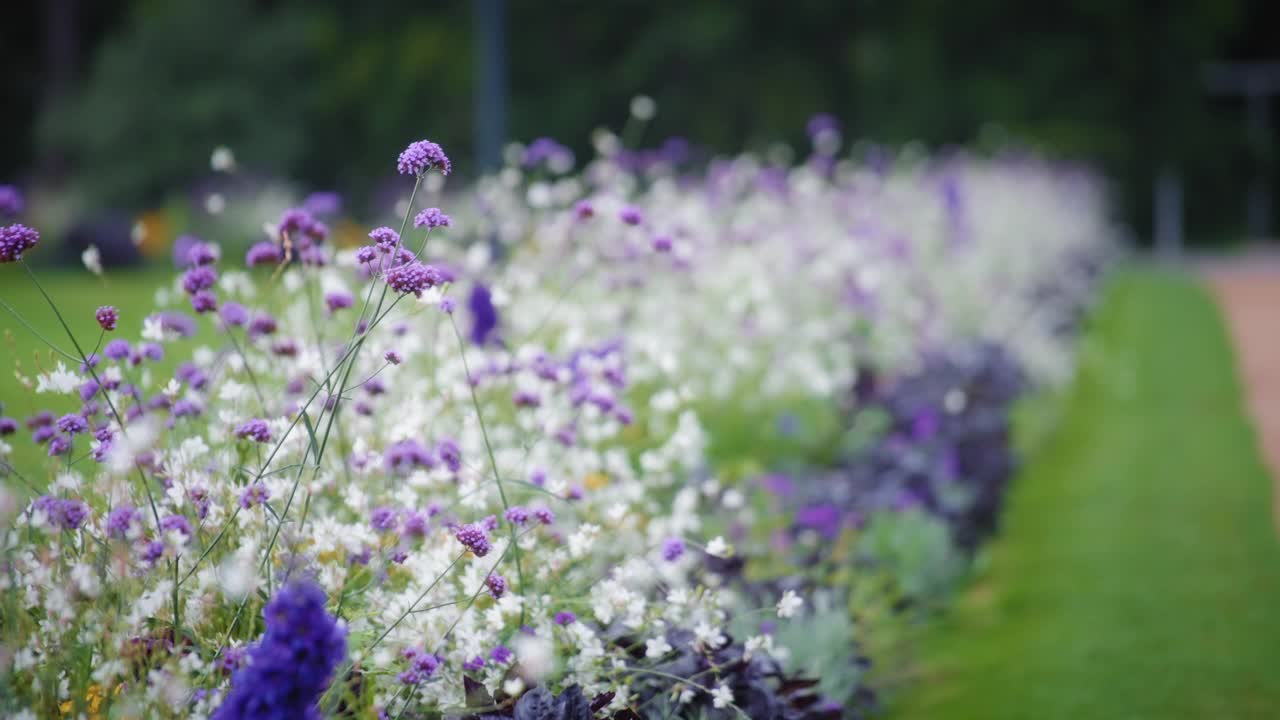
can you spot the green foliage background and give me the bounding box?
[4,0,1276,243]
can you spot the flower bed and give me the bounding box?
[0,123,1113,719]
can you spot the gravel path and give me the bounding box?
[1204,252,1280,525]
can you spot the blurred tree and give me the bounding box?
[22,0,1278,244]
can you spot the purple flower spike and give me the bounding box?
[413,207,452,230]
[397,140,451,177]
[0,223,40,263]
[454,523,491,557]
[234,419,272,443]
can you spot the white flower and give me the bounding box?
[210,146,236,172]
[705,536,731,558]
[776,589,803,619]
[35,362,79,394]
[644,635,672,659]
[711,683,734,709]
[630,95,657,121]
[82,244,103,276]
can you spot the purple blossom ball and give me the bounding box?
[397,140,452,177]
[239,483,270,509]
[504,506,530,525]
[0,185,24,218]
[573,200,595,220]
[95,306,119,331]
[182,266,217,295]
[355,245,378,264]
[325,291,354,313]
[0,223,40,263]
[619,206,643,226]
[0,417,16,436]
[220,302,249,328]
[160,514,192,537]
[369,227,400,252]
[413,207,452,230]
[245,241,282,267]
[661,538,686,562]
[485,573,507,599]
[554,611,577,626]
[57,413,88,435]
[385,262,441,298]
[190,290,217,313]
[370,506,398,533]
[384,350,402,365]
[106,505,139,539]
[104,339,131,360]
[235,419,272,443]
[532,506,555,525]
[462,656,486,672]
[437,439,462,473]
[454,523,491,557]
[490,645,513,664]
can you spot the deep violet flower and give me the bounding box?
[436,439,462,473]
[56,413,88,435]
[385,262,441,297]
[553,611,577,626]
[0,185,23,218]
[212,581,346,720]
[370,506,398,533]
[384,439,434,474]
[468,284,498,346]
[368,227,400,252]
[325,291,354,313]
[104,338,131,360]
[245,241,282,267]
[485,573,507,599]
[661,538,686,562]
[239,483,270,509]
[95,306,119,331]
[619,205,643,226]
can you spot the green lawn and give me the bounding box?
[887,270,1280,719]
[1,267,176,480]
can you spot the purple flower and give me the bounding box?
[384,350,402,365]
[212,581,347,720]
[104,339,131,360]
[0,223,40,263]
[553,611,576,626]
[249,314,278,336]
[619,205,643,226]
[573,200,595,220]
[186,241,219,267]
[106,505,139,539]
[504,506,530,525]
[454,523,491,557]
[439,297,456,314]
[182,266,217,295]
[468,284,499,346]
[355,246,378,264]
[235,419,272,443]
[532,506,555,525]
[219,302,249,328]
[403,511,429,537]
[142,342,166,361]
[807,113,840,138]
[325,291,354,313]
[47,435,71,456]
[245,241,282,267]
[56,413,88,435]
[303,191,343,216]
[370,506,398,533]
[490,645,513,664]
[0,185,24,218]
[38,497,90,530]
[95,306,119,331]
[661,538,686,562]
[437,439,462,473]
[190,290,217,313]
[462,656,486,672]
[485,573,507,599]
[385,262,441,298]
[652,235,673,252]
[413,207,452,230]
[217,646,249,676]
[0,417,16,436]
[384,439,434,474]
[795,504,842,539]
[239,483,270,509]
[368,227,400,252]
[142,540,166,563]
[157,514,191,539]
[397,140,451,177]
